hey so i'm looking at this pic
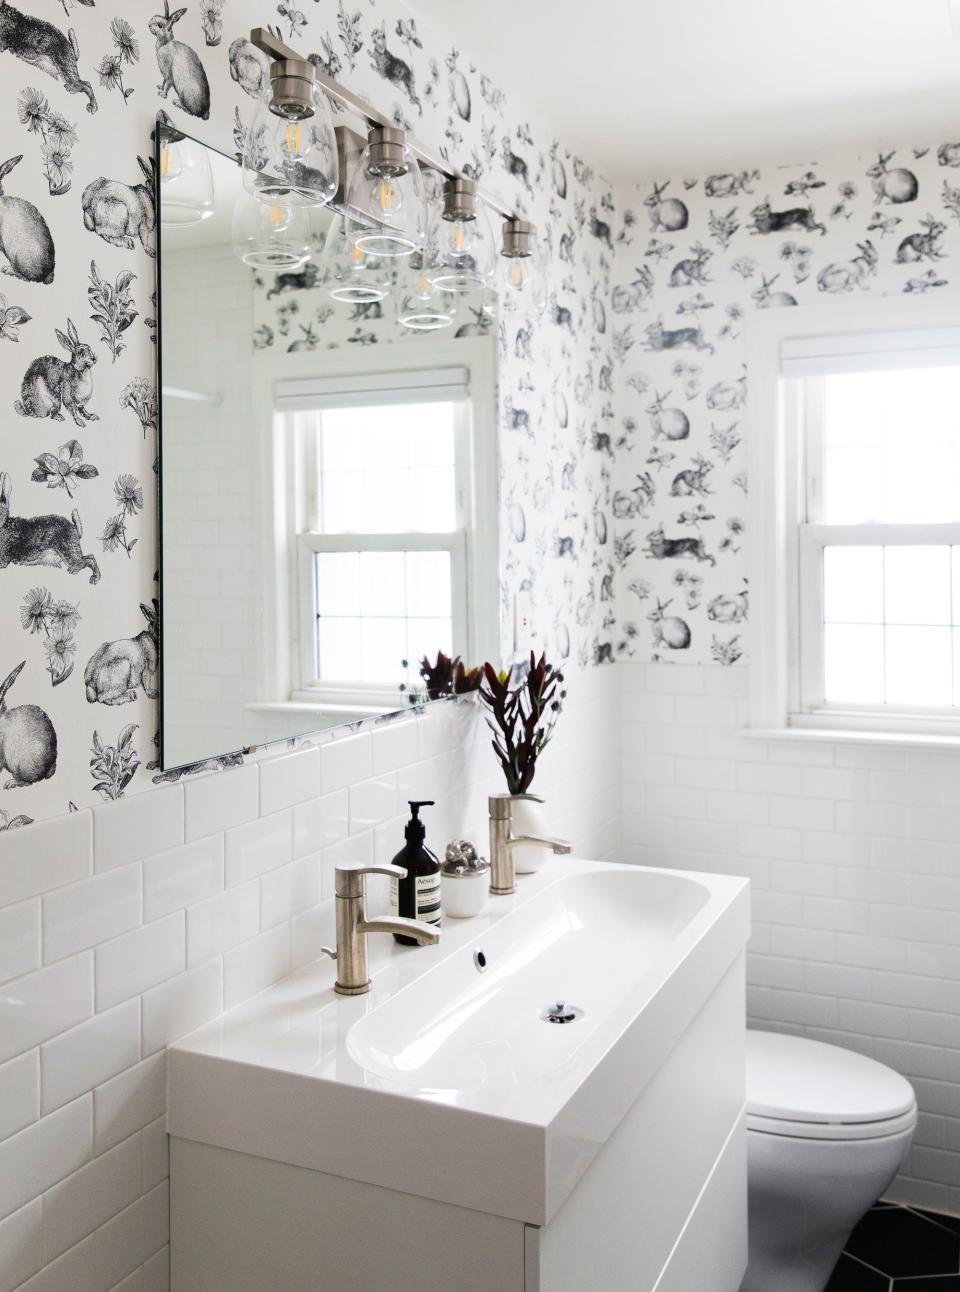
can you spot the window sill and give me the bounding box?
[740,726,960,753]
[245,700,391,719]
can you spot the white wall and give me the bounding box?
[618,660,960,1212]
[0,663,619,1290]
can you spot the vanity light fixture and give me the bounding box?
[497,217,548,317]
[241,54,337,207]
[427,177,496,294]
[240,28,547,297]
[232,189,313,270]
[157,118,214,226]
[344,125,426,258]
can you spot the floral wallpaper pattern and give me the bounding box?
[0,0,613,827]
[613,147,960,666]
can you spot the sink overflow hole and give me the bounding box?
[473,949,487,973]
[540,1001,584,1025]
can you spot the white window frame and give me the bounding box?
[747,297,960,747]
[251,337,499,720]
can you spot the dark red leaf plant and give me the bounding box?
[478,652,566,794]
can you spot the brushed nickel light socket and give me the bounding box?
[268,57,318,120]
[367,126,410,177]
[502,217,536,258]
[442,177,479,223]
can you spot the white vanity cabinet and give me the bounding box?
[168,861,750,1292]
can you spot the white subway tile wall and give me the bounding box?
[0,669,619,1290]
[618,661,960,1213]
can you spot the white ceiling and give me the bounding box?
[410,0,960,181]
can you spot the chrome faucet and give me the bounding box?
[488,793,571,896]
[320,864,440,996]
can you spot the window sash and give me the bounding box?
[798,521,960,720]
[295,530,467,702]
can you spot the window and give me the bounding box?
[275,362,491,710]
[798,364,960,720]
[750,304,960,741]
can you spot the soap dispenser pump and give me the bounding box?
[390,800,442,945]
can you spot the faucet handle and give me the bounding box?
[334,863,407,899]
[488,792,544,819]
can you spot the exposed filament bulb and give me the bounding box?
[284,121,303,158]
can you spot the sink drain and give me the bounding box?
[540,1000,583,1025]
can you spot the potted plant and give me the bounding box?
[400,650,482,705]
[479,652,566,871]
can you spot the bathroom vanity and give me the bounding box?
[167,860,750,1291]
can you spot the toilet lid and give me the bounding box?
[746,1030,916,1129]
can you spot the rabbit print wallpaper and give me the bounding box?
[0,0,615,829]
[612,149,960,667]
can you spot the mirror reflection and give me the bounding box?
[158,127,499,771]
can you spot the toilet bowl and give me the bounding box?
[740,1029,917,1292]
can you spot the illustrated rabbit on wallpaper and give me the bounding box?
[369,22,421,113]
[150,1,211,120]
[817,240,879,292]
[82,157,157,257]
[0,155,55,284]
[644,524,716,566]
[648,599,692,650]
[0,472,100,584]
[647,390,690,441]
[895,216,947,264]
[670,454,714,497]
[669,243,712,288]
[14,319,97,426]
[84,601,159,705]
[644,182,689,232]
[752,274,798,308]
[0,661,57,789]
[867,152,918,206]
[0,0,97,113]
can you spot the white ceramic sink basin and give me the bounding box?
[348,869,710,1091]
[168,859,749,1225]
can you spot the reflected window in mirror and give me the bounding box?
[283,379,475,707]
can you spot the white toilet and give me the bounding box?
[741,1029,917,1292]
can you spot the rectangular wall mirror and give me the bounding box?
[157,125,500,772]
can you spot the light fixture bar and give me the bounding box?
[250,26,516,222]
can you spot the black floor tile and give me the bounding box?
[912,1209,960,1238]
[891,1279,960,1290]
[825,1252,891,1291]
[844,1206,960,1278]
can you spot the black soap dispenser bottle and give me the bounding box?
[390,800,442,945]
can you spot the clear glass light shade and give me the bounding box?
[395,256,454,331]
[345,131,426,258]
[158,133,214,225]
[322,215,393,303]
[427,198,496,294]
[232,191,312,271]
[241,81,337,208]
[497,239,548,317]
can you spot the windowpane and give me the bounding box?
[315,553,360,616]
[314,549,453,690]
[318,618,361,682]
[823,547,882,624]
[822,367,960,523]
[821,545,957,709]
[317,401,457,534]
[407,618,453,668]
[883,546,950,626]
[406,552,452,618]
[823,624,883,703]
[360,552,405,617]
[885,626,952,707]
